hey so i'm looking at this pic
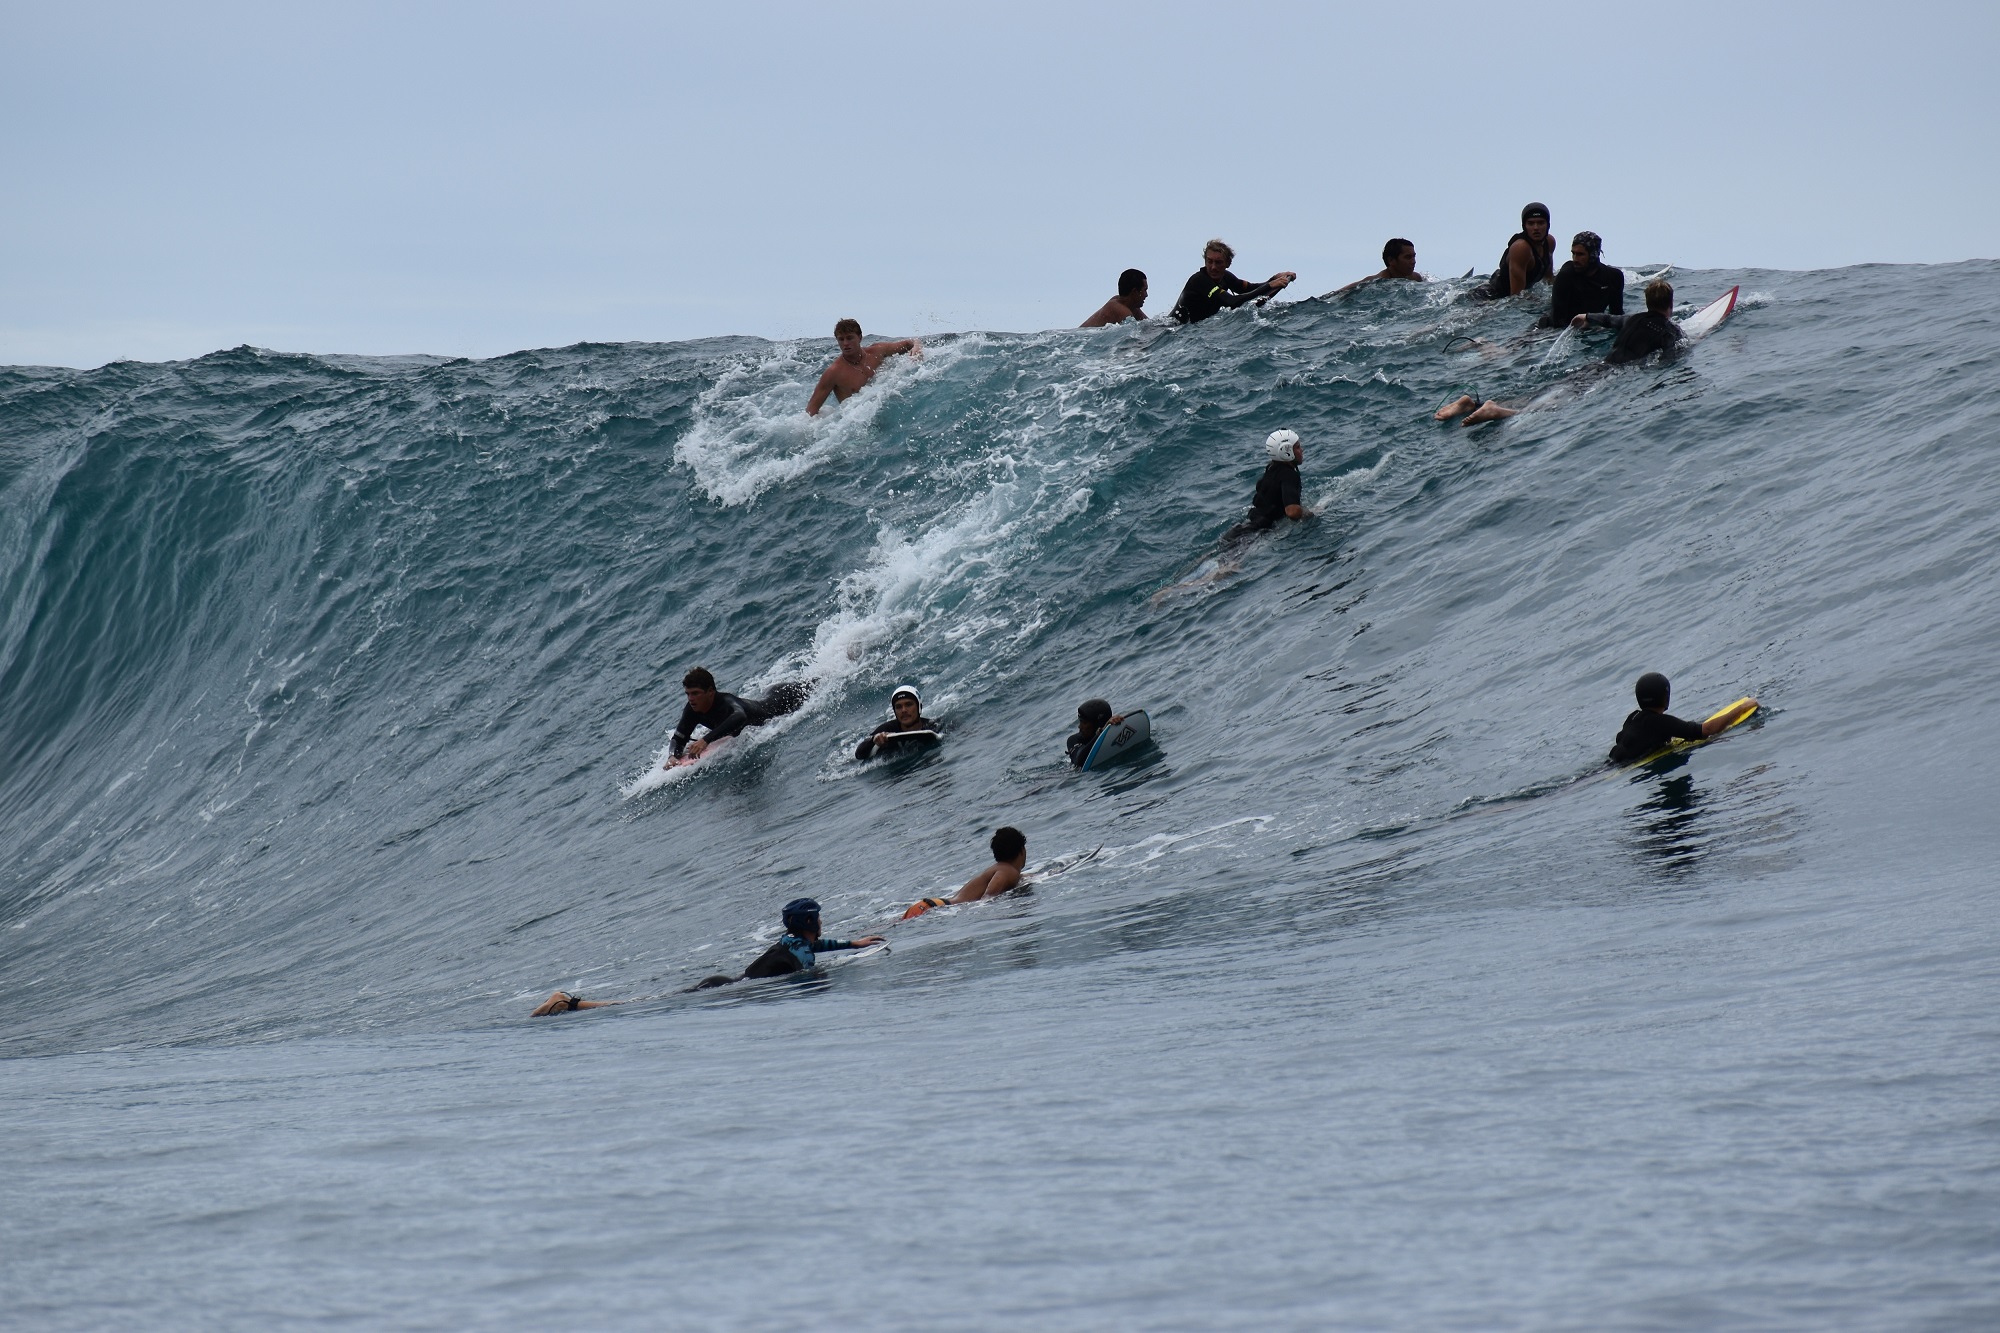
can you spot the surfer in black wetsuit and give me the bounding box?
[1066,700,1125,768]
[1474,203,1555,300]
[529,899,886,1011]
[1436,281,1688,425]
[1169,239,1297,324]
[1578,279,1684,364]
[1608,672,1754,764]
[853,685,940,760]
[664,666,811,767]
[1222,429,1313,543]
[1538,231,1625,328]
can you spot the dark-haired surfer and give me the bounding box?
[666,667,810,766]
[1608,672,1755,764]
[1473,203,1555,300]
[854,685,940,760]
[1538,231,1624,328]
[806,318,919,415]
[1334,238,1423,294]
[902,828,1029,919]
[1169,239,1296,324]
[1081,270,1150,328]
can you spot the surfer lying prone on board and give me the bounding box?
[902,827,1029,920]
[1436,280,1684,425]
[853,684,941,760]
[529,898,886,1013]
[1221,429,1313,544]
[664,667,810,768]
[1609,672,1758,764]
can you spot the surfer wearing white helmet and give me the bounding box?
[1222,429,1313,543]
[853,685,940,760]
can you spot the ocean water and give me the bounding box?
[4,262,1998,1330]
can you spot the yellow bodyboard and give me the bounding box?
[1624,697,1759,768]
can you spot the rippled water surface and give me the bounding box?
[4,262,1999,1329]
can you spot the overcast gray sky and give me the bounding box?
[3,0,1994,367]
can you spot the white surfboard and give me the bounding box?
[1680,285,1739,340]
[1081,710,1152,771]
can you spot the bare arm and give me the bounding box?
[531,990,621,1016]
[872,339,919,359]
[806,366,838,416]
[1506,241,1534,296]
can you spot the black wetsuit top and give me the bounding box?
[1608,709,1707,764]
[1170,268,1277,324]
[1477,232,1555,300]
[854,715,940,761]
[1247,460,1302,529]
[1586,310,1684,365]
[1066,728,1099,769]
[1539,260,1625,328]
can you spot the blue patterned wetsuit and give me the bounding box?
[743,933,865,978]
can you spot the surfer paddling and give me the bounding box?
[1168,239,1296,325]
[806,318,919,415]
[902,827,1029,919]
[853,685,940,760]
[1222,429,1312,541]
[1436,281,1685,425]
[530,899,885,1012]
[1608,672,1757,765]
[1080,269,1150,328]
[664,667,810,768]
[1334,238,1423,295]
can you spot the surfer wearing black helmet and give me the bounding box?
[1608,672,1754,765]
[1540,231,1625,328]
[1168,239,1297,324]
[1475,203,1555,300]
[1067,700,1126,768]
[854,685,940,760]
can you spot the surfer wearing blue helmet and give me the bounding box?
[854,685,940,760]
[529,899,886,1011]
[1222,429,1313,543]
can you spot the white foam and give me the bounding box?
[1306,450,1393,514]
[672,338,975,508]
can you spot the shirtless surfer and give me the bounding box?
[806,318,919,415]
[901,827,1028,919]
[1472,203,1555,300]
[1334,238,1422,294]
[1080,269,1149,328]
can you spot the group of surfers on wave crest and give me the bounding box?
[532,201,1757,1016]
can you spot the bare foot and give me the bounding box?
[1434,395,1477,421]
[1463,401,1518,425]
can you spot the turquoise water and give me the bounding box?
[4,264,1999,1328]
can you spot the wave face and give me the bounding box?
[5,263,2000,1325]
[5,265,2000,1055]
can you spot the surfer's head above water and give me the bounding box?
[889,685,923,729]
[1572,230,1602,262]
[1077,699,1113,730]
[890,685,920,708]
[991,826,1026,863]
[1264,428,1302,463]
[782,898,821,937]
[1635,672,1671,710]
[1646,279,1674,313]
[1522,202,1550,225]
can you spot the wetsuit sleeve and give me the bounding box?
[669,702,701,758]
[1213,278,1276,309]
[813,938,859,952]
[1066,732,1090,768]
[1607,268,1626,316]
[707,695,751,741]
[1584,312,1628,331]
[1661,713,1707,742]
[854,736,876,761]
[1282,470,1302,512]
